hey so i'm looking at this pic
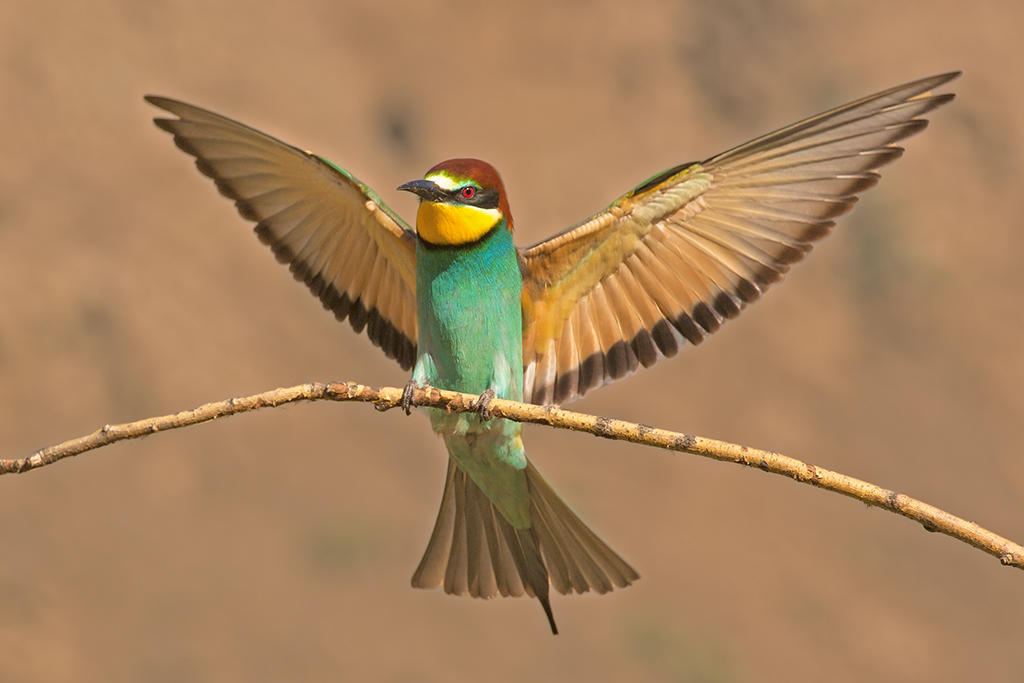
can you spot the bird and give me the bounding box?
[145,71,958,634]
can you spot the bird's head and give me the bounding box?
[398,158,512,246]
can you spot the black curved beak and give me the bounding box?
[397,178,447,202]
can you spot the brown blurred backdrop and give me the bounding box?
[2,1,1022,681]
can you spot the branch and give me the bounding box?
[5,380,1022,571]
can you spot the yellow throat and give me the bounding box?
[416,201,502,246]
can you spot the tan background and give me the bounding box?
[2,1,1022,681]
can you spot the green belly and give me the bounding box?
[414,224,530,526]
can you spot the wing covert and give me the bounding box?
[146,96,418,369]
[520,72,960,404]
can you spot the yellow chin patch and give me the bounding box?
[416,202,501,246]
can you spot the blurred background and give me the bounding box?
[2,1,1022,681]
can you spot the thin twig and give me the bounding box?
[5,380,1022,571]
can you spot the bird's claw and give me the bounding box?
[472,389,496,421]
[401,379,418,415]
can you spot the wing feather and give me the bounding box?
[146,96,418,368]
[520,72,959,404]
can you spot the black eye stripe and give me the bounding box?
[450,187,500,209]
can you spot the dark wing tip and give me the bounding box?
[144,94,190,117]
[151,117,176,134]
[931,70,963,85]
[895,70,962,97]
[923,92,957,108]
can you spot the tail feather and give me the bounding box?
[410,462,456,590]
[495,510,557,633]
[445,476,470,594]
[527,461,639,592]
[463,477,498,597]
[411,458,638,633]
[472,480,522,595]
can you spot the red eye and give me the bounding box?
[460,186,476,199]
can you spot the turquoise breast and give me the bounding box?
[415,223,524,401]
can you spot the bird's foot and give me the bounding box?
[401,379,419,415]
[472,388,496,421]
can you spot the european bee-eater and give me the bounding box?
[146,71,958,634]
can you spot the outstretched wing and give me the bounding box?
[520,72,959,405]
[146,96,418,369]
